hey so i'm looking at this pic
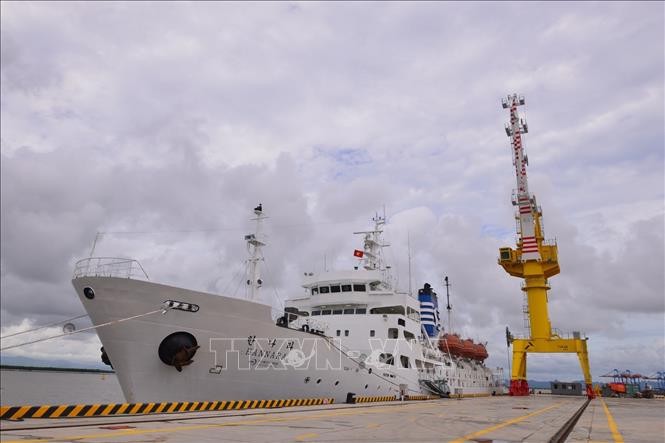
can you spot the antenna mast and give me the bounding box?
[444,276,452,333]
[245,204,267,302]
[407,232,413,297]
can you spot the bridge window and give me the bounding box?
[341,284,352,292]
[356,308,367,314]
[343,308,355,314]
[370,306,405,315]
[353,284,366,292]
[407,306,420,321]
[403,330,415,340]
[388,328,398,339]
[330,285,341,293]
[311,310,321,316]
[319,286,330,294]
[311,287,318,295]
[370,330,375,337]
[400,356,410,368]
[332,309,343,315]
[321,309,331,315]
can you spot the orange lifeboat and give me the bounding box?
[439,334,464,356]
[460,339,476,359]
[474,343,488,361]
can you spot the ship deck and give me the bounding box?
[1,395,663,442]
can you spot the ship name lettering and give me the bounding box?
[244,347,285,361]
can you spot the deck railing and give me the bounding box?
[73,257,150,280]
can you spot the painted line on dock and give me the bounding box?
[1,402,436,443]
[0,397,333,421]
[448,401,565,443]
[600,399,624,443]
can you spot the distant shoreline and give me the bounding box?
[0,364,115,374]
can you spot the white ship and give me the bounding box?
[72,206,503,404]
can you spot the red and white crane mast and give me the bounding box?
[503,94,539,260]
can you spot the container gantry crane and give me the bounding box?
[498,94,596,399]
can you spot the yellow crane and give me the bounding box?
[498,94,595,399]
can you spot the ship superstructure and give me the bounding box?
[71,208,502,404]
[282,214,501,398]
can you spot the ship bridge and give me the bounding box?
[283,267,423,344]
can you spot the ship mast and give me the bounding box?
[498,94,595,399]
[245,204,267,302]
[444,276,452,334]
[353,214,392,288]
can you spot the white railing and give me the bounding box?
[73,257,150,280]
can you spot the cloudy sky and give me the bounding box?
[1,2,663,383]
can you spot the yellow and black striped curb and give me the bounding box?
[0,397,334,421]
[455,393,492,398]
[404,395,439,401]
[353,395,396,403]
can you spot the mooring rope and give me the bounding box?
[0,314,90,339]
[0,307,167,352]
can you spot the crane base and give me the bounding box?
[509,380,530,396]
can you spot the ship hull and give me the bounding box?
[72,277,500,403]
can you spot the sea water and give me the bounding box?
[0,369,125,405]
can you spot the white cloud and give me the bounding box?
[1,320,102,365]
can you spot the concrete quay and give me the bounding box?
[1,395,663,442]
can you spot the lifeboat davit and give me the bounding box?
[439,333,464,356]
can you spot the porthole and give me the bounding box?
[316,378,322,384]
[334,381,339,386]
[364,384,368,389]
[83,287,95,300]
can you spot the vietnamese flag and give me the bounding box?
[353,249,364,258]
